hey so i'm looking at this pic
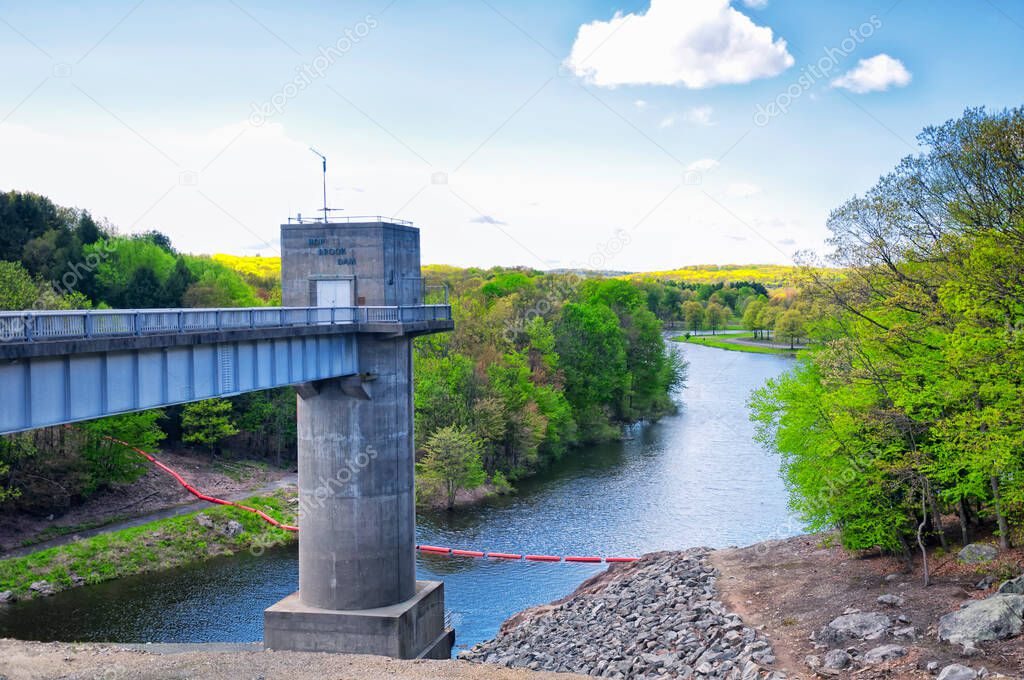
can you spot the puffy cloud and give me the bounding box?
[634,99,649,109]
[831,54,911,94]
[565,0,793,88]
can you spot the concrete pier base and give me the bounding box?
[264,581,453,659]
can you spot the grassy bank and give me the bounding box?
[672,333,799,355]
[0,490,296,601]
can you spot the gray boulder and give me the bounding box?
[957,543,999,564]
[938,594,1024,648]
[822,649,852,670]
[0,590,13,604]
[28,580,54,596]
[877,593,904,607]
[996,575,1024,595]
[223,519,245,537]
[937,664,978,680]
[195,514,214,529]
[863,644,907,664]
[820,612,891,643]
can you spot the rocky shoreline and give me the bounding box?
[461,540,1024,679]
[459,550,785,679]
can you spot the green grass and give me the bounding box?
[0,490,297,601]
[672,333,801,355]
[20,515,131,548]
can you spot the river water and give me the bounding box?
[0,343,802,651]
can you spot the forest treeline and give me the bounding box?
[751,107,1024,559]
[414,268,684,499]
[0,194,684,515]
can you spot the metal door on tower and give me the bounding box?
[315,279,354,322]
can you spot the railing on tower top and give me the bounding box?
[286,215,414,226]
[0,305,453,343]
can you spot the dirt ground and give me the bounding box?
[0,451,292,556]
[0,640,586,680]
[711,533,1024,679]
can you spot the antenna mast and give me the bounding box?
[310,147,328,222]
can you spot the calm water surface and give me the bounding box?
[0,343,801,650]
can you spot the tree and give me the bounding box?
[704,302,727,334]
[753,107,1024,559]
[0,433,37,503]
[181,399,238,455]
[81,411,166,494]
[0,260,40,310]
[756,304,780,339]
[555,301,627,437]
[418,425,487,510]
[121,267,164,308]
[682,300,704,333]
[774,309,805,349]
[742,298,766,338]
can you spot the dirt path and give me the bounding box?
[0,452,295,558]
[711,534,1024,679]
[0,639,586,680]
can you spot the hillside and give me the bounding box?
[618,264,805,286]
[213,260,815,289]
[211,254,281,279]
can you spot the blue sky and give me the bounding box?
[1,0,1022,270]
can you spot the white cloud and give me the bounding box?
[831,54,911,94]
[686,158,719,173]
[727,182,761,197]
[565,0,793,89]
[684,105,715,125]
[470,215,507,225]
[634,99,648,109]
[658,116,676,129]
[743,0,768,7]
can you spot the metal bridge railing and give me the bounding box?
[0,305,452,343]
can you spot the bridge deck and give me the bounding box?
[0,305,452,434]
[0,305,451,343]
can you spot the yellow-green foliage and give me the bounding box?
[620,264,809,286]
[212,254,281,279]
[0,491,296,600]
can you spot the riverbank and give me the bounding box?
[0,451,291,556]
[461,535,1023,679]
[460,549,785,678]
[0,490,296,603]
[672,333,800,355]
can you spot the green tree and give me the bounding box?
[774,309,805,349]
[418,425,487,510]
[555,301,627,438]
[682,300,704,333]
[753,107,1024,559]
[81,411,166,494]
[742,298,766,338]
[704,302,727,334]
[0,260,40,310]
[0,434,37,503]
[181,399,238,455]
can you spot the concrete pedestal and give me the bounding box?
[265,581,454,659]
